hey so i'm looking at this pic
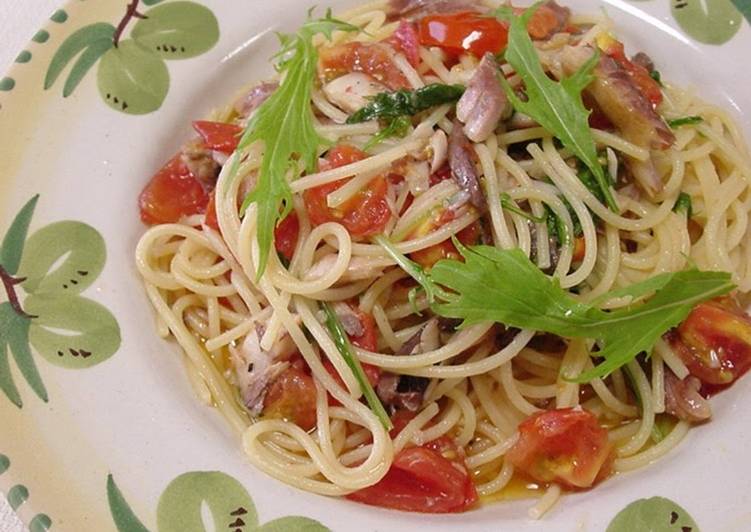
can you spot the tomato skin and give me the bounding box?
[303,145,392,237]
[319,42,410,90]
[347,437,477,513]
[669,299,751,390]
[192,121,243,154]
[263,367,318,431]
[204,191,220,230]
[139,155,210,225]
[507,408,613,489]
[410,221,482,270]
[389,21,421,67]
[418,12,508,58]
[273,212,300,262]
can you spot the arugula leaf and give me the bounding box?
[346,83,465,124]
[235,10,359,277]
[364,116,411,151]
[667,115,703,128]
[673,192,693,218]
[429,245,734,381]
[498,6,619,212]
[374,235,450,305]
[321,302,392,430]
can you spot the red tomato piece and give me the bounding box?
[668,298,751,391]
[347,437,477,513]
[319,42,410,90]
[389,21,421,68]
[192,120,243,154]
[303,145,392,237]
[418,12,509,58]
[274,212,300,262]
[519,4,569,40]
[204,191,220,230]
[602,41,662,106]
[139,155,210,225]
[389,409,418,438]
[410,221,482,270]
[506,408,614,489]
[263,367,318,431]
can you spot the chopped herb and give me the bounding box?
[364,116,411,151]
[497,6,619,212]
[673,192,693,218]
[544,205,571,246]
[500,193,546,223]
[346,83,465,124]
[649,69,663,86]
[234,10,359,278]
[667,116,703,128]
[321,302,392,430]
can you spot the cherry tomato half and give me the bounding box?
[319,42,410,90]
[418,12,508,58]
[139,154,210,225]
[192,120,243,155]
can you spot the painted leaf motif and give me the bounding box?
[25,293,121,369]
[44,23,116,94]
[0,195,38,275]
[671,0,742,44]
[730,0,751,24]
[0,304,22,407]
[2,305,48,404]
[19,221,105,296]
[607,497,700,532]
[142,0,166,4]
[97,40,170,114]
[157,471,257,532]
[132,2,219,60]
[107,475,150,532]
[257,517,331,532]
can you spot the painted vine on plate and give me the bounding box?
[44,0,219,114]
[0,195,121,407]
[107,471,330,531]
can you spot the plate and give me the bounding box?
[1,1,750,530]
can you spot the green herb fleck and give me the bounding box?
[364,116,411,151]
[500,193,546,223]
[347,83,465,124]
[673,192,693,218]
[667,116,703,128]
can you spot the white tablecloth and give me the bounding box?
[0,2,59,529]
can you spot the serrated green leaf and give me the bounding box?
[157,471,257,532]
[500,6,617,211]
[429,246,734,381]
[607,496,700,532]
[63,37,113,97]
[26,294,120,369]
[235,11,358,277]
[258,516,330,532]
[0,304,22,407]
[0,195,38,275]
[44,23,115,91]
[132,1,219,60]
[5,310,47,403]
[19,221,105,296]
[107,474,151,532]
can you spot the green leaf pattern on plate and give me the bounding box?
[671,0,743,44]
[0,197,121,407]
[607,496,700,531]
[44,0,219,115]
[108,471,330,531]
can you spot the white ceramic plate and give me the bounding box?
[1,1,750,530]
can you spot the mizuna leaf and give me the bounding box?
[0,304,22,407]
[44,23,115,92]
[0,195,38,275]
[429,246,734,381]
[19,221,106,296]
[235,11,358,277]
[107,474,151,532]
[26,294,121,369]
[499,6,618,211]
[157,471,257,532]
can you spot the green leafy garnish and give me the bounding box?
[500,193,546,223]
[667,115,703,128]
[346,83,465,124]
[498,5,619,212]
[428,245,734,381]
[649,69,663,86]
[673,192,693,218]
[234,10,359,277]
[321,302,392,430]
[364,116,411,151]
